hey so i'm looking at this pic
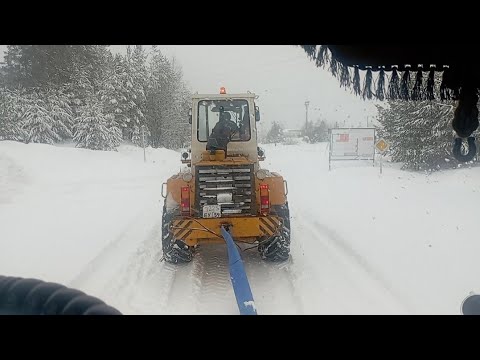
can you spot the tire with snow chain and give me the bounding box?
[162,205,193,264]
[259,203,291,262]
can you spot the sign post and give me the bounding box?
[375,138,390,174]
[328,129,332,171]
[141,125,146,163]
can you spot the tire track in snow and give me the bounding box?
[242,249,304,314]
[163,243,305,315]
[310,219,416,313]
[291,213,412,314]
[67,201,176,314]
[163,258,201,313]
[96,226,180,315]
[161,242,305,315]
[191,244,237,314]
[0,153,29,204]
[69,202,160,290]
[110,235,172,314]
[71,204,304,314]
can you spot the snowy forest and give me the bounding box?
[263,120,330,145]
[0,45,191,151]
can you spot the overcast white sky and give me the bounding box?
[1,45,379,131]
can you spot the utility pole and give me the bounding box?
[305,101,310,134]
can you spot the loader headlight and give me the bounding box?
[256,169,267,180]
[182,172,193,182]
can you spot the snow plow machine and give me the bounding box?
[161,88,290,264]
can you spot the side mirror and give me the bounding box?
[188,109,192,125]
[255,106,260,122]
[257,146,266,161]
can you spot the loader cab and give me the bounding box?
[190,89,260,168]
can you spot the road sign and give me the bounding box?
[329,128,376,171]
[330,128,375,160]
[375,138,389,153]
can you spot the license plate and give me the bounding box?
[203,205,222,218]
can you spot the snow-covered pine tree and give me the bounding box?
[3,45,110,91]
[22,97,61,144]
[44,89,74,140]
[15,89,74,144]
[0,88,27,141]
[61,46,111,118]
[131,124,151,147]
[73,99,122,151]
[145,50,192,149]
[265,121,285,144]
[176,82,193,147]
[115,51,136,133]
[3,45,32,88]
[129,45,147,128]
[304,119,329,143]
[100,54,127,129]
[145,48,171,148]
[374,70,480,171]
[100,47,147,143]
[161,59,191,149]
[377,100,457,171]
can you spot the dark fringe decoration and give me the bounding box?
[452,86,479,138]
[353,66,361,96]
[302,45,317,60]
[400,69,410,100]
[426,68,435,100]
[363,68,373,100]
[299,46,464,103]
[440,69,451,101]
[412,70,423,101]
[330,58,338,78]
[376,68,386,101]
[315,46,328,67]
[452,88,460,100]
[339,64,351,88]
[388,67,400,100]
[440,82,449,101]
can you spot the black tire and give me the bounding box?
[259,203,291,262]
[162,205,193,264]
[0,276,121,315]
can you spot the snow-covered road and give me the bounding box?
[2,141,479,314]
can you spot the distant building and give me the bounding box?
[282,129,303,138]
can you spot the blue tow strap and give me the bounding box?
[220,226,257,315]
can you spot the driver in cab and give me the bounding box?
[206,110,239,153]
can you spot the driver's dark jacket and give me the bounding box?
[206,120,238,151]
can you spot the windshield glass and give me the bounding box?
[4,44,480,316]
[197,99,251,142]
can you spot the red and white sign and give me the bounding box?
[330,128,375,160]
